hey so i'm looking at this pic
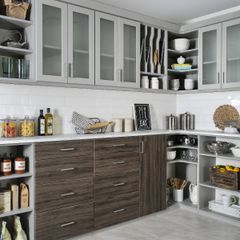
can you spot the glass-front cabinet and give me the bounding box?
[199,24,222,89]
[95,12,140,88]
[222,18,240,88]
[37,0,94,84]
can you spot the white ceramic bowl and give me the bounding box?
[171,38,190,52]
[167,150,176,160]
[231,147,240,158]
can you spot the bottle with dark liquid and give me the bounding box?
[45,108,53,136]
[38,109,45,136]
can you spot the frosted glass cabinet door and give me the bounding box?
[199,24,221,89]
[95,12,118,86]
[119,19,140,88]
[37,0,68,82]
[68,6,94,85]
[222,19,240,88]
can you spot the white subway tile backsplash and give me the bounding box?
[0,84,176,133]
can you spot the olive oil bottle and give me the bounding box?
[37,109,45,136]
[45,108,53,135]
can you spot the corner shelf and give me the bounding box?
[200,181,240,194]
[0,15,32,29]
[200,152,240,161]
[168,68,198,74]
[0,207,33,218]
[167,145,198,150]
[167,159,198,165]
[140,71,166,77]
[168,48,198,57]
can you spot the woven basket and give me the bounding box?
[1,0,30,19]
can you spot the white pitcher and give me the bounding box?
[189,184,198,205]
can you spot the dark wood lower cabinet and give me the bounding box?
[140,135,167,216]
[34,136,167,239]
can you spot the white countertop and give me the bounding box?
[1,129,240,145]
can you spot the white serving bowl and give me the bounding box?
[171,38,190,52]
[167,150,176,160]
[231,147,240,158]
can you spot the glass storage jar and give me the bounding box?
[4,119,17,138]
[19,117,35,137]
[0,119,4,137]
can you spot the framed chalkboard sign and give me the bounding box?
[134,104,151,130]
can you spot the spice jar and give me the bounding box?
[14,157,26,174]
[4,118,17,138]
[19,117,35,137]
[1,157,12,176]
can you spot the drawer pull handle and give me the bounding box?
[111,144,126,147]
[60,221,75,228]
[60,148,75,152]
[113,182,126,187]
[112,161,125,165]
[60,168,75,172]
[61,192,75,197]
[113,208,126,213]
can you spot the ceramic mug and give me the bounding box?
[222,194,237,207]
[141,76,149,88]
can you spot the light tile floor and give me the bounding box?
[70,208,240,240]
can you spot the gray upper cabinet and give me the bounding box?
[199,18,240,90]
[199,24,222,90]
[36,0,94,85]
[95,12,140,88]
[222,18,240,88]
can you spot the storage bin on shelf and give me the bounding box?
[210,166,240,190]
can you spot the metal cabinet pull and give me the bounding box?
[113,208,126,213]
[113,182,126,187]
[112,161,125,165]
[222,72,225,83]
[60,168,75,172]
[217,72,220,84]
[111,144,126,147]
[140,141,144,154]
[60,221,75,228]
[60,148,75,152]
[61,192,75,197]
[120,69,123,82]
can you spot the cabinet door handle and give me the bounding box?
[60,148,75,152]
[112,161,125,165]
[60,167,75,172]
[60,221,75,228]
[113,182,126,187]
[64,63,68,78]
[61,192,75,197]
[111,144,126,147]
[68,63,72,78]
[217,72,220,84]
[113,208,126,213]
[120,69,123,82]
[222,72,225,83]
[140,141,144,154]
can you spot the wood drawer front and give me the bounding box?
[94,172,139,203]
[95,154,139,177]
[94,192,139,229]
[95,137,139,158]
[36,204,93,240]
[35,140,93,159]
[35,177,93,212]
[35,155,93,184]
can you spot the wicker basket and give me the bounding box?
[0,0,30,19]
[210,167,240,190]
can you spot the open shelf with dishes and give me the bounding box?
[0,143,34,239]
[167,31,199,92]
[166,134,199,209]
[0,1,34,82]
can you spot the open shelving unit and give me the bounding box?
[167,31,199,92]
[0,143,34,239]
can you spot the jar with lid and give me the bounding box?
[0,119,4,137]
[19,116,35,137]
[1,157,12,176]
[14,157,26,174]
[4,118,17,138]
